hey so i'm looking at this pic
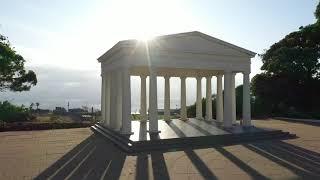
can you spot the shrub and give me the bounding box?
[0,101,34,122]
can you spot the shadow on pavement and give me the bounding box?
[244,141,320,178]
[184,149,218,179]
[35,123,320,179]
[215,147,268,180]
[35,133,171,180]
[35,134,126,180]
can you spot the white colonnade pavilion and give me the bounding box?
[98,31,256,135]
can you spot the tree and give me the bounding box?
[187,97,216,118]
[252,2,320,116]
[316,1,320,21]
[36,102,40,110]
[0,101,33,122]
[29,102,34,110]
[0,34,37,92]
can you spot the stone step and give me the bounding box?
[133,130,284,147]
[91,125,133,153]
[131,132,294,153]
[91,123,296,154]
[95,123,133,143]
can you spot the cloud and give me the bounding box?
[0,66,101,110]
[0,65,247,112]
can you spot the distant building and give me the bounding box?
[53,107,67,114]
[31,109,50,114]
[156,109,179,115]
[68,108,87,113]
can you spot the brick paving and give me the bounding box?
[0,119,319,180]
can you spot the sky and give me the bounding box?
[0,0,318,111]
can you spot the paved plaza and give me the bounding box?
[0,119,319,179]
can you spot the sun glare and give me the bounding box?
[107,0,192,42]
[137,33,154,42]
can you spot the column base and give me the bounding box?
[223,121,233,128]
[243,124,253,128]
[180,117,188,121]
[196,117,204,120]
[120,131,134,135]
[222,126,233,130]
[112,128,121,132]
[147,130,161,134]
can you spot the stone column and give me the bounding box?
[140,75,147,121]
[101,74,106,124]
[231,72,236,124]
[216,74,223,122]
[223,70,233,127]
[109,71,118,129]
[206,76,212,121]
[121,68,132,134]
[242,72,251,126]
[115,71,122,131]
[104,73,111,126]
[180,76,187,120]
[196,76,203,120]
[149,69,159,133]
[164,76,171,121]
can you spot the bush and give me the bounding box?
[0,122,94,132]
[0,101,34,122]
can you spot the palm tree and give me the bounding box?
[36,102,40,110]
[29,103,34,110]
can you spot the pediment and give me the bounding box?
[98,31,256,62]
[148,31,255,57]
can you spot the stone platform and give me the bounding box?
[91,118,296,154]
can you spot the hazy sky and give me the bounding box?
[0,0,318,111]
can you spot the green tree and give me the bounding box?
[252,2,320,116]
[315,1,320,21]
[0,101,33,122]
[0,34,37,92]
[187,97,216,119]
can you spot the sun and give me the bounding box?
[137,33,154,42]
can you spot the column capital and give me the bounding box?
[216,74,223,78]
[180,76,186,80]
[164,75,171,80]
[196,76,202,80]
[140,74,147,79]
[243,71,250,75]
[205,75,212,79]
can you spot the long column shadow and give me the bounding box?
[135,123,170,180]
[149,134,170,180]
[184,149,218,180]
[243,141,320,178]
[34,134,127,180]
[165,121,187,137]
[136,153,149,180]
[215,147,268,180]
[150,151,170,180]
[184,120,213,136]
[167,121,218,179]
